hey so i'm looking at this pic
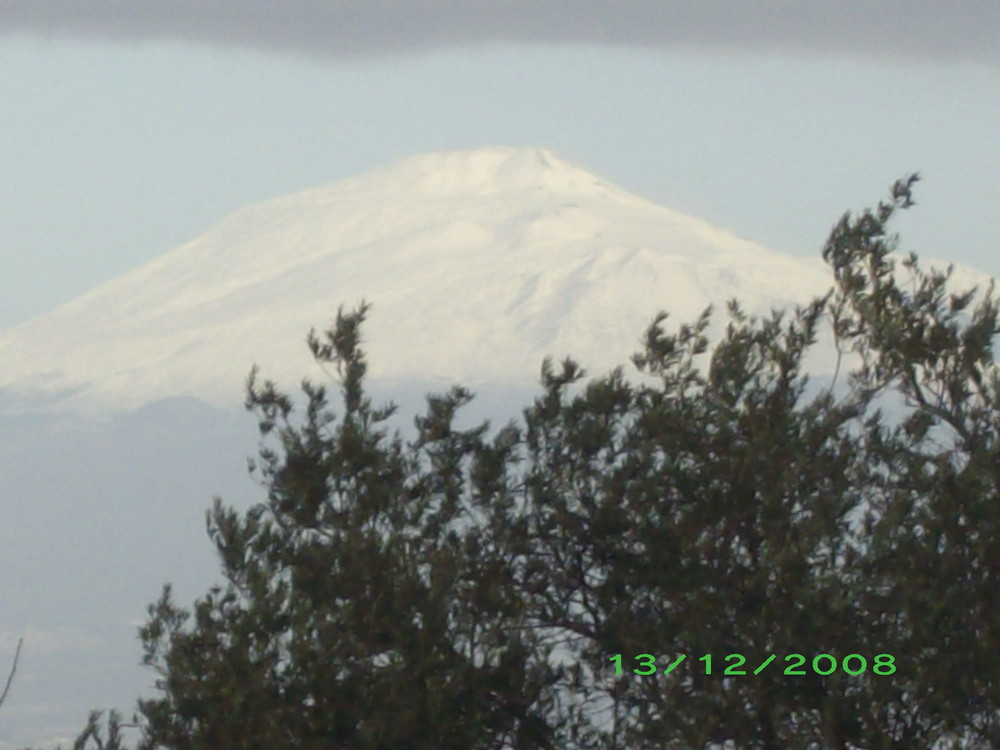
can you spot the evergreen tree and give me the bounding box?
[62,177,1000,749]
[132,303,563,749]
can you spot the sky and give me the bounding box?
[2,2,999,332]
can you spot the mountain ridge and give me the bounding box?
[1,146,989,415]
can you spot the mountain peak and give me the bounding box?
[341,146,612,198]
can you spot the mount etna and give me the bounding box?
[1,146,857,416]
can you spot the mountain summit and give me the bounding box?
[1,147,852,413]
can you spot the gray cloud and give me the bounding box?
[1,1,998,64]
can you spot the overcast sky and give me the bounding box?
[1,2,999,331]
[5,1,1000,63]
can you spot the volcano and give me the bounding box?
[0,147,892,414]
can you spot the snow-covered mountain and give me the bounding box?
[0,146,987,415]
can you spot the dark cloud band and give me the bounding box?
[1,1,997,64]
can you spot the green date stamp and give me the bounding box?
[610,653,896,677]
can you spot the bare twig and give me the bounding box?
[0,637,23,710]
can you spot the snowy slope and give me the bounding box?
[0,147,987,414]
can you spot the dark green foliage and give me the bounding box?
[64,179,1000,748]
[129,303,562,750]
